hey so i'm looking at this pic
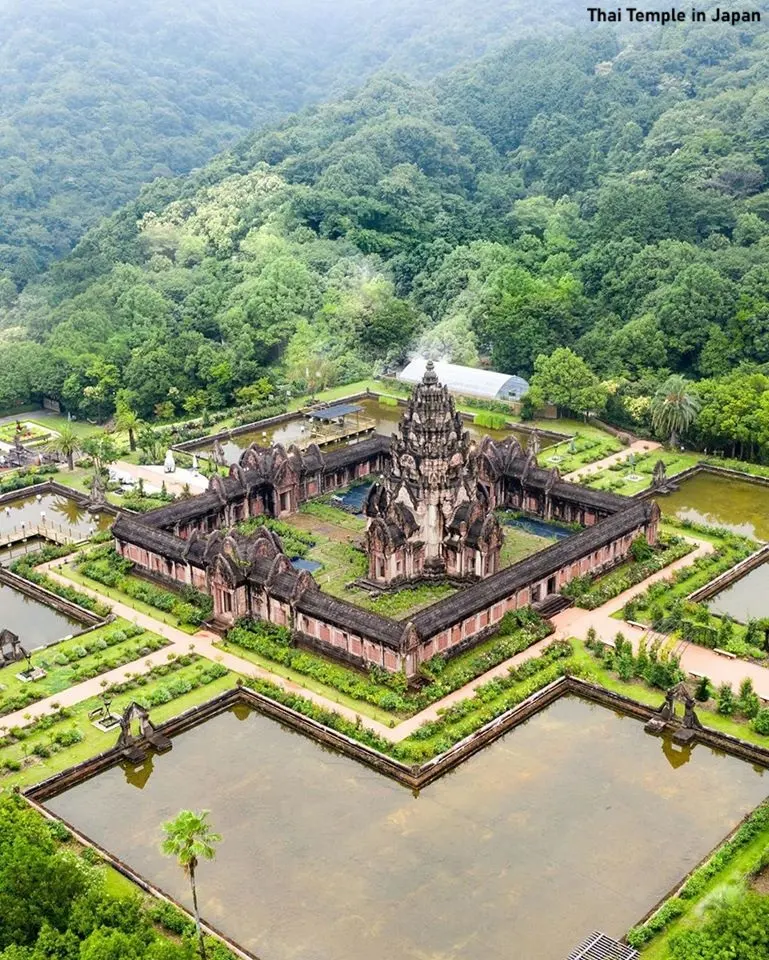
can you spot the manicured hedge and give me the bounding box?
[627,801,769,948]
[76,546,212,625]
[562,536,694,609]
[11,546,111,618]
[226,609,552,717]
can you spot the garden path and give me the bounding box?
[9,532,769,744]
[562,439,661,483]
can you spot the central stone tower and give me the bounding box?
[363,361,503,585]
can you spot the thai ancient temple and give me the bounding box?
[111,377,660,678]
[364,361,503,584]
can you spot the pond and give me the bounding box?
[501,513,573,540]
[0,581,83,650]
[45,695,769,960]
[331,481,373,513]
[708,562,769,623]
[190,398,555,466]
[290,557,322,573]
[655,471,769,540]
[0,491,111,541]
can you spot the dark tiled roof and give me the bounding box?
[411,501,655,636]
[297,590,403,648]
[321,434,390,472]
[113,514,207,565]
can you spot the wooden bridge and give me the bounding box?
[0,522,87,550]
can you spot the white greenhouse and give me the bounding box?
[397,357,529,401]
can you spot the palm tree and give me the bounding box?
[45,424,79,470]
[115,403,141,452]
[650,374,700,448]
[160,809,221,959]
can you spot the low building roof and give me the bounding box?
[398,357,529,401]
[410,501,656,637]
[308,403,363,420]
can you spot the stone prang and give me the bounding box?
[363,361,503,585]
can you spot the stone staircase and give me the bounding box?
[535,593,574,619]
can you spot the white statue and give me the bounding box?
[163,449,176,474]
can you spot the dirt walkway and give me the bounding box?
[563,439,661,483]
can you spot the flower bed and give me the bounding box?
[10,545,111,618]
[225,609,552,717]
[0,623,164,718]
[562,536,694,609]
[623,532,760,658]
[74,546,212,626]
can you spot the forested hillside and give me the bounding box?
[3,10,769,453]
[0,0,577,286]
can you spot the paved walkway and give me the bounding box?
[9,530,769,741]
[563,439,661,483]
[113,461,208,497]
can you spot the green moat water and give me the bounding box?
[46,696,769,960]
[0,492,111,540]
[656,471,769,540]
[0,582,82,650]
[193,397,552,465]
[708,562,769,622]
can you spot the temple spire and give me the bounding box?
[422,359,438,385]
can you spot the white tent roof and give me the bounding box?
[397,358,529,401]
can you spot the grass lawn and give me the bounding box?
[59,564,198,633]
[0,662,239,794]
[0,620,169,719]
[298,499,367,533]
[499,526,555,567]
[540,433,623,473]
[28,416,102,440]
[639,834,769,959]
[572,640,769,748]
[215,639,397,725]
[581,449,703,496]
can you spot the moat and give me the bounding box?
[190,396,555,465]
[656,471,769,540]
[46,695,768,960]
[0,581,83,649]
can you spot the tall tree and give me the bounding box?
[650,374,700,448]
[160,810,221,960]
[114,392,141,452]
[45,424,79,471]
[529,348,607,420]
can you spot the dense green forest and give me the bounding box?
[3,7,769,456]
[0,0,577,286]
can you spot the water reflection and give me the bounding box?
[191,398,554,466]
[708,563,769,623]
[0,582,83,650]
[662,737,692,769]
[123,755,155,790]
[655,472,769,540]
[0,492,111,540]
[46,696,769,960]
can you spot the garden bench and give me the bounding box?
[713,647,737,659]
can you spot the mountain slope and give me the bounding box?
[0,0,578,287]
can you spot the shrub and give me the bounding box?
[717,682,736,715]
[753,708,769,736]
[474,411,507,430]
[694,675,711,702]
